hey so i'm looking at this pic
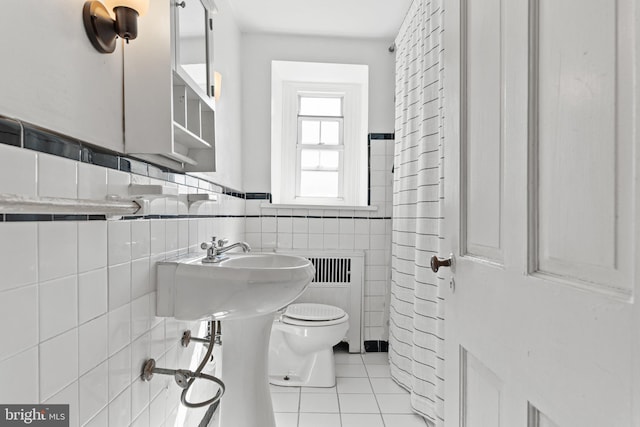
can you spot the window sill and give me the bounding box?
[260,202,378,212]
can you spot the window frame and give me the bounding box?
[271,61,368,207]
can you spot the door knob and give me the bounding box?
[430,255,452,273]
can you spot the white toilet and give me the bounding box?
[268,303,350,387]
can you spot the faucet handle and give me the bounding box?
[217,238,229,247]
[202,237,219,250]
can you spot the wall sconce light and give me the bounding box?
[213,71,222,102]
[83,0,149,54]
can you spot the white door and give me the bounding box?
[442,0,639,426]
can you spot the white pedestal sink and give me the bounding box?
[156,252,315,427]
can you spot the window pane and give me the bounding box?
[320,151,339,169]
[300,171,339,197]
[320,121,340,145]
[301,150,340,170]
[300,120,320,144]
[300,150,320,169]
[299,97,342,116]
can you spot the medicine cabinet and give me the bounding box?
[123,0,217,172]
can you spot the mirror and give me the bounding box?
[176,0,213,96]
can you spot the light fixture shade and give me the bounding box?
[214,71,222,101]
[104,0,149,16]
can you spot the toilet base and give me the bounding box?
[269,347,336,387]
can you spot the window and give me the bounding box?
[297,94,343,198]
[271,61,369,206]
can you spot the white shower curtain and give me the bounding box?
[389,0,445,425]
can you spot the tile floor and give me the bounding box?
[269,351,429,427]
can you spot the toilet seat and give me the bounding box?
[281,303,347,327]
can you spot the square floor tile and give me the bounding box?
[338,394,380,414]
[336,364,368,378]
[274,413,298,427]
[341,413,385,427]
[298,413,341,427]
[370,378,408,394]
[301,386,336,394]
[272,393,300,413]
[271,384,301,394]
[382,414,429,426]
[300,393,339,413]
[334,352,364,365]
[362,352,390,365]
[336,377,373,394]
[376,393,414,414]
[365,364,391,378]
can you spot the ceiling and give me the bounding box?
[225,0,413,40]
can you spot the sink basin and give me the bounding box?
[156,252,315,321]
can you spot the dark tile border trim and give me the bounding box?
[0,117,21,147]
[245,192,272,201]
[2,214,108,222]
[222,188,246,199]
[247,215,393,220]
[369,133,395,140]
[1,213,392,222]
[364,340,389,352]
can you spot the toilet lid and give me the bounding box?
[284,303,346,322]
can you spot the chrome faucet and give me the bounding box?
[201,237,251,263]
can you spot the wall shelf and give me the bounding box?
[186,193,219,210]
[173,123,212,150]
[129,184,179,197]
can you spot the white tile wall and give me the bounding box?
[39,275,78,341]
[38,154,78,199]
[0,284,38,361]
[108,221,131,266]
[39,328,79,401]
[78,361,108,425]
[78,163,108,200]
[0,347,39,403]
[44,381,80,427]
[0,144,37,197]
[79,315,108,375]
[131,220,151,260]
[78,221,107,273]
[0,222,38,291]
[78,268,107,324]
[108,262,131,311]
[0,144,246,426]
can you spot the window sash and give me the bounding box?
[296,116,344,199]
[297,93,344,117]
[297,116,344,146]
[297,147,343,172]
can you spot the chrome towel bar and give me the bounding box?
[0,193,141,216]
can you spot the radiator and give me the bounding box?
[277,250,365,353]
